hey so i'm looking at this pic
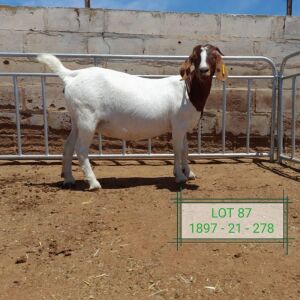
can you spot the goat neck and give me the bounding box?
[185,70,213,116]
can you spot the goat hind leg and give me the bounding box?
[75,127,101,190]
[61,124,77,187]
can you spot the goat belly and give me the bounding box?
[97,115,171,141]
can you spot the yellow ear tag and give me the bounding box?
[218,63,228,81]
[222,63,226,76]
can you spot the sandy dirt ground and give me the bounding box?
[0,158,299,299]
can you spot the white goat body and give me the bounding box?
[65,67,199,141]
[37,45,225,189]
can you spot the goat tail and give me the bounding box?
[37,54,73,82]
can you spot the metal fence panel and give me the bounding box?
[0,53,278,161]
[278,51,300,164]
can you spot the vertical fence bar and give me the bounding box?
[13,75,22,156]
[98,134,103,155]
[148,138,152,154]
[277,76,284,162]
[222,81,227,153]
[197,118,202,153]
[93,57,98,66]
[291,77,297,158]
[122,140,126,155]
[270,77,277,162]
[246,79,252,153]
[41,76,49,155]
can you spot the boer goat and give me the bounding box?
[37,44,227,190]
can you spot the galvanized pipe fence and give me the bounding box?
[0,52,293,163]
[278,51,300,164]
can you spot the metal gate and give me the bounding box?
[278,51,300,164]
[0,53,278,161]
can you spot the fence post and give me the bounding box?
[287,0,292,16]
[277,73,284,163]
[270,76,278,162]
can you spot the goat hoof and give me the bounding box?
[187,170,196,180]
[62,181,75,189]
[183,169,196,180]
[89,181,102,191]
[175,174,188,184]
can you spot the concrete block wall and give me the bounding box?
[0,5,300,152]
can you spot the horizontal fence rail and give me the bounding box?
[278,51,300,164]
[0,52,278,161]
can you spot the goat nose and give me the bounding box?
[200,67,209,74]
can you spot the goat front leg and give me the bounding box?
[182,134,196,180]
[75,127,101,190]
[172,129,188,183]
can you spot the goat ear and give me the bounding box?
[180,59,195,81]
[180,45,200,80]
[215,55,228,81]
[215,47,224,56]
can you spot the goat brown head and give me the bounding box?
[180,44,228,81]
[180,44,228,114]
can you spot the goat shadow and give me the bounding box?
[29,176,199,192]
[100,176,199,192]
